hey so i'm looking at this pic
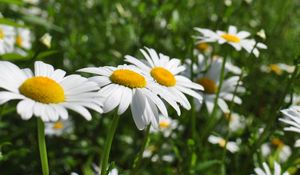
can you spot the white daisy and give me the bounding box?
[254,161,289,175]
[261,138,291,163]
[78,64,168,130]
[260,63,295,75]
[0,61,103,122]
[15,27,32,56]
[93,164,118,175]
[192,57,244,114]
[294,139,300,147]
[0,24,15,55]
[23,0,39,5]
[280,106,300,134]
[45,118,74,136]
[225,112,246,132]
[207,135,239,153]
[125,47,204,116]
[194,25,267,57]
[150,115,181,138]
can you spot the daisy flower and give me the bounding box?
[208,135,239,153]
[261,138,291,162]
[78,64,168,130]
[194,25,267,57]
[280,106,300,134]
[0,61,103,121]
[0,24,15,55]
[150,115,182,138]
[192,57,244,114]
[254,161,289,175]
[225,112,246,132]
[124,47,204,116]
[15,27,32,56]
[260,63,295,75]
[45,119,74,136]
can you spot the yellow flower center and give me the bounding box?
[159,121,170,129]
[19,76,65,104]
[218,139,226,147]
[198,77,217,94]
[150,67,176,87]
[0,29,4,39]
[197,43,209,52]
[269,64,282,75]
[16,35,23,47]
[271,138,284,148]
[52,121,64,129]
[110,69,146,88]
[221,33,240,43]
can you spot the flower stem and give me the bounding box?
[37,118,49,175]
[200,55,228,142]
[100,113,120,175]
[189,39,196,139]
[131,125,151,174]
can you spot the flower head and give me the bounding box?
[0,61,103,121]
[78,64,168,130]
[0,24,15,55]
[45,118,74,136]
[280,106,300,134]
[254,161,289,175]
[208,135,239,153]
[15,27,32,56]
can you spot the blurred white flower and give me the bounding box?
[0,24,15,55]
[45,119,74,136]
[294,139,300,147]
[208,135,239,153]
[23,0,39,5]
[225,112,246,132]
[254,161,289,175]
[194,25,267,57]
[15,28,32,56]
[261,138,291,162]
[260,63,295,75]
[40,33,52,48]
[150,115,182,138]
[190,56,244,114]
[92,164,118,175]
[194,43,213,54]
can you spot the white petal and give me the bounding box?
[17,99,34,120]
[118,87,133,115]
[131,90,147,130]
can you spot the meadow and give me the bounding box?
[0,0,300,174]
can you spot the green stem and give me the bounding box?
[200,55,228,142]
[100,113,120,175]
[131,125,151,175]
[189,39,196,139]
[220,71,244,175]
[37,118,49,175]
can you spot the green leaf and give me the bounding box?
[36,50,59,60]
[0,18,25,28]
[0,53,31,61]
[196,160,222,171]
[22,15,64,32]
[0,0,23,5]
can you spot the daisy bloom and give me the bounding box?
[260,63,295,75]
[125,47,204,116]
[280,106,300,134]
[225,112,246,132]
[93,164,119,175]
[192,57,244,113]
[254,161,289,175]
[294,139,300,147]
[45,119,74,136]
[150,115,182,138]
[194,25,267,57]
[78,64,168,130]
[0,24,15,55]
[0,61,103,121]
[261,138,291,162]
[208,135,239,153]
[15,27,32,56]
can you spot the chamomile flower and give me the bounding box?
[280,106,300,134]
[93,164,118,175]
[261,138,291,162]
[0,61,103,121]
[192,57,244,113]
[254,161,289,175]
[150,115,181,138]
[45,119,74,136]
[260,63,295,75]
[208,135,239,153]
[225,112,246,132]
[0,24,15,55]
[125,47,204,116]
[78,64,168,130]
[194,25,267,57]
[15,28,32,56]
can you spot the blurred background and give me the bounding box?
[0,0,300,174]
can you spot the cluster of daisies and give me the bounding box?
[0,24,32,56]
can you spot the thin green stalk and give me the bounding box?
[189,39,196,139]
[37,118,49,175]
[100,113,120,175]
[200,55,228,142]
[131,125,151,175]
[220,71,244,175]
